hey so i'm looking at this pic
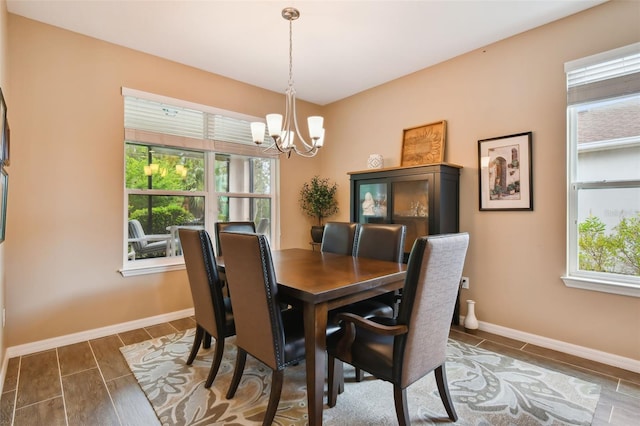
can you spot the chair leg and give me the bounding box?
[263,369,284,426]
[327,356,343,407]
[435,364,458,422]
[203,331,212,349]
[204,337,225,388]
[186,325,204,365]
[355,367,364,382]
[393,385,409,426]
[226,349,247,399]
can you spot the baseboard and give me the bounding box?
[4,308,195,359]
[460,316,640,374]
[0,307,195,395]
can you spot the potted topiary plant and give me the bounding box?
[299,176,339,243]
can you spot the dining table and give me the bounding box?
[218,248,407,425]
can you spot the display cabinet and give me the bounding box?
[349,163,462,324]
[349,163,461,261]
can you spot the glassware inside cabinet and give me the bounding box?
[392,180,429,253]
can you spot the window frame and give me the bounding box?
[120,89,279,276]
[562,43,640,297]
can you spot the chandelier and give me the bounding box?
[250,7,325,158]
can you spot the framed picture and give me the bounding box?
[401,120,446,166]
[0,88,6,167]
[0,168,7,243]
[478,131,533,211]
[2,121,8,167]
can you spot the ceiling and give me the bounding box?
[7,0,607,105]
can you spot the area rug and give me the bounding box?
[120,329,600,425]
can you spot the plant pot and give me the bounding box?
[311,226,325,243]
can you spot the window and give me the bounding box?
[214,154,273,239]
[563,43,640,297]
[126,144,206,261]
[121,88,278,276]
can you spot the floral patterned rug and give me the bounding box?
[120,329,600,425]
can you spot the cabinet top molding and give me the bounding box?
[347,162,463,175]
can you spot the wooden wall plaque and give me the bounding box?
[401,120,446,166]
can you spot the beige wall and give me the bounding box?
[321,0,640,360]
[3,0,639,363]
[5,14,321,347]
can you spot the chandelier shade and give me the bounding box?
[251,7,325,158]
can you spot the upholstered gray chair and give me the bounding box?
[219,232,306,426]
[127,219,173,259]
[179,229,235,388]
[214,221,256,256]
[327,233,469,425]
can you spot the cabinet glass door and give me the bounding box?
[358,183,388,224]
[392,180,429,253]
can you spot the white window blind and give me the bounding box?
[206,114,255,145]
[124,97,204,139]
[122,89,276,158]
[566,42,640,105]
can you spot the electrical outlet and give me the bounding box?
[461,277,470,289]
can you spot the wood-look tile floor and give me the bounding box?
[1,319,638,425]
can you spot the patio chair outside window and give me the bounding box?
[127,219,173,259]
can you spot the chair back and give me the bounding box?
[321,222,359,255]
[219,232,286,370]
[354,223,406,263]
[215,221,256,256]
[396,233,469,387]
[179,229,228,340]
[128,219,148,251]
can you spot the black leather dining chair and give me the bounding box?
[348,222,406,380]
[324,222,395,333]
[179,228,235,388]
[214,221,256,256]
[219,232,307,426]
[353,223,406,311]
[320,221,359,255]
[327,233,469,425]
[354,222,407,263]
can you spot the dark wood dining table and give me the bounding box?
[218,248,407,425]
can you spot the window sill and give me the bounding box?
[119,257,186,277]
[561,275,640,298]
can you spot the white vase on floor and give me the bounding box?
[464,299,479,331]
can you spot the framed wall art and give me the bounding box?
[0,88,6,167]
[478,131,533,211]
[2,120,8,168]
[401,120,446,166]
[0,168,7,243]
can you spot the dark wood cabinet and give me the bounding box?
[349,163,462,324]
[349,163,462,261]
